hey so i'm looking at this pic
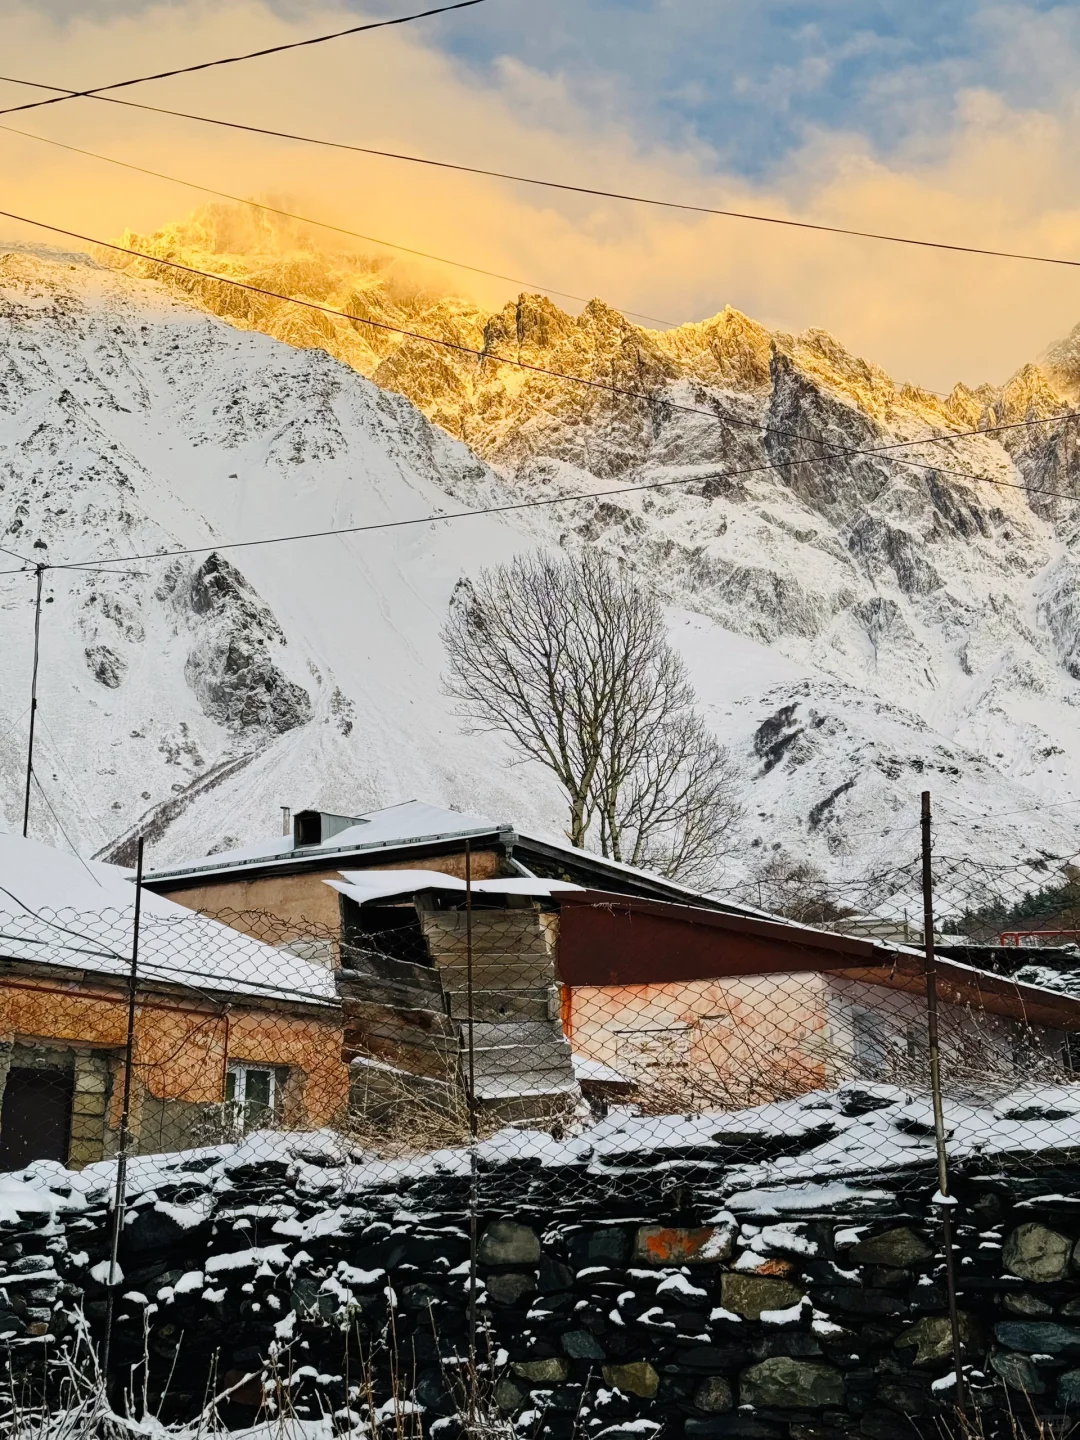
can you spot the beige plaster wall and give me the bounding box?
[158,849,504,942]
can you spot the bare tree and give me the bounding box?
[442,549,742,885]
[747,852,854,925]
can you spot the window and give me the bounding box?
[851,1008,891,1079]
[225,1063,277,1133]
[613,1026,691,1074]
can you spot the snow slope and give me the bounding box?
[2,242,1079,889]
[112,209,1080,821]
[0,245,570,858]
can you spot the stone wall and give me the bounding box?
[5,1122,1080,1436]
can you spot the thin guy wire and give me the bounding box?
[3,211,1080,572]
[6,74,1080,272]
[31,771,105,886]
[37,712,111,844]
[0,121,679,330]
[0,0,496,119]
[0,704,29,749]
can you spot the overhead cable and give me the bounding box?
[4,74,1080,272]
[0,121,678,329]
[0,0,494,119]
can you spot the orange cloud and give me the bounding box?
[3,1,1080,391]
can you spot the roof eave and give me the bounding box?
[142,826,506,889]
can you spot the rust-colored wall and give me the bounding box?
[565,975,831,1105]
[0,982,348,1127]
[159,850,504,941]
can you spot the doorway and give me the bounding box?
[0,1067,74,1169]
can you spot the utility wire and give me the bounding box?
[31,772,104,885]
[6,74,1080,273]
[0,0,494,119]
[35,413,1080,570]
[934,793,1080,826]
[0,121,678,330]
[1,211,1079,571]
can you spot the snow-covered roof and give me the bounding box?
[143,798,751,914]
[144,800,503,883]
[326,868,582,905]
[0,833,336,1006]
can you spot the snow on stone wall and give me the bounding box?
[3,1091,1080,1434]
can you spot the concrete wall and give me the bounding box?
[565,972,1062,1101]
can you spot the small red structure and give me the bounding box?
[1000,930,1080,947]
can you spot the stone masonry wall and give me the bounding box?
[5,1129,1080,1436]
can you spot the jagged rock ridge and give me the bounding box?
[103,205,1080,834]
[3,235,1080,882]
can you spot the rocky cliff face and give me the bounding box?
[106,212,1080,828]
[5,229,1080,880]
[0,245,570,861]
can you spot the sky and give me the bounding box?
[3,0,1080,390]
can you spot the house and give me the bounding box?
[142,800,734,930]
[142,800,1080,1123]
[141,801,747,1127]
[0,834,348,1170]
[555,892,1080,1104]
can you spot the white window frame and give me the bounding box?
[225,1062,278,1131]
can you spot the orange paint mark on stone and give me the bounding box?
[636,1226,719,1264]
[751,1258,795,1278]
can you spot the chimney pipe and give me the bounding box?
[281,806,291,837]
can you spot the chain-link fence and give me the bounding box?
[5,813,1080,1190]
[6,801,1080,1427]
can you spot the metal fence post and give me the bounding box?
[101,834,144,1384]
[465,839,479,1417]
[921,791,965,1408]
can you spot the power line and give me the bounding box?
[0,121,678,330]
[7,74,1080,274]
[934,793,1080,827]
[0,0,495,120]
[1,209,1079,569]
[36,414,1080,570]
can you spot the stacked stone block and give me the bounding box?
[4,1142,1080,1436]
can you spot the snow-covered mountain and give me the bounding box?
[2,233,1080,892]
